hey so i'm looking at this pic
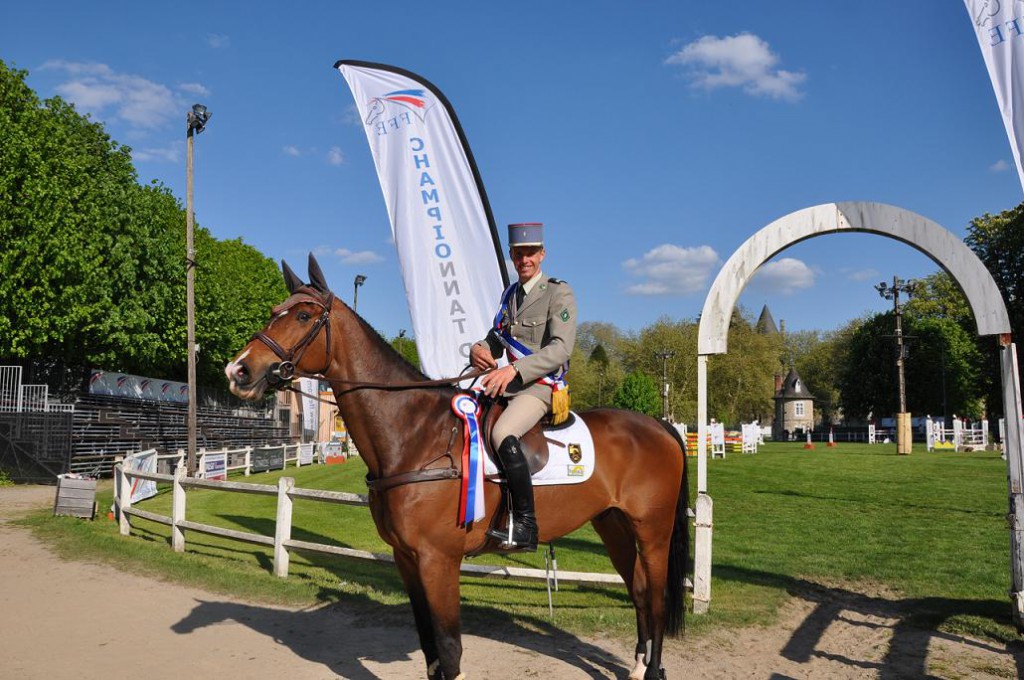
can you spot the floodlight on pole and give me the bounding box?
[185,103,211,478]
[353,274,367,314]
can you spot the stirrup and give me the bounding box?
[486,518,537,552]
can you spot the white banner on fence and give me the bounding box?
[299,443,315,466]
[125,449,158,503]
[336,61,507,379]
[964,1,1024,191]
[203,451,227,481]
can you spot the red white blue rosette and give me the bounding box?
[451,394,485,525]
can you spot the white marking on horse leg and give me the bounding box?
[628,654,647,680]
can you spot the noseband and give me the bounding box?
[252,288,334,387]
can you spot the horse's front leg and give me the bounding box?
[417,549,465,680]
[394,549,440,677]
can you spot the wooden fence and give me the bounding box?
[113,463,628,587]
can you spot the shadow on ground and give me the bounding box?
[718,564,1024,679]
[171,588,629,679]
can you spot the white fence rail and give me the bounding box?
[113,461,688,590]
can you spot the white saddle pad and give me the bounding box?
[484,412,595,486]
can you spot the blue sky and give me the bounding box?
[4,2,1022,341]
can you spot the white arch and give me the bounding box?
[698,202,1009,356]
[690,202,1024,628]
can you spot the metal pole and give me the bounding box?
[186,125,197,478]
[345,275,366,455]
[894,281,907,414]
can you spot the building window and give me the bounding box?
[794,402,805,417]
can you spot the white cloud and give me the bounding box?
[283,145,302,157]
[179,82,210,96]
[207,33,230,49]
[990,159,1011,172]
[314,246,384,265]
[131,141,183,163]
[666,32,806,101]
[623,244,720,295]
[341,104,363,125]
[43,60,180,130]
[749,258,817,295]
[327,146,345,166]
[844,267,880,282]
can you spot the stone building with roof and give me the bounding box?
[773,366,816,440]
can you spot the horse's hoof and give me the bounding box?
[628,653,647,679]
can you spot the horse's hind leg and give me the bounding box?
[591,509,650,680]
[631,513,674,680]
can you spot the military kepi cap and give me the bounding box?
[508,222,543,247]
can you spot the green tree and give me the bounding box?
[612,371,661,416]
[390,333,420,369]
[838,312,986,420]
[0,60,288,390]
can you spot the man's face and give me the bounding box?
[510,245,545,282]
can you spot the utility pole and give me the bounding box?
[343,274,367,454]
[656,350,675,421]
[875,276,917,455]
[185,104,211,477]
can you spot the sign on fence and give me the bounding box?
[299,443,315,466]
[323,442,346,465]
[203,452,227,481]
[124,449,158,503]
[251,446,285,474]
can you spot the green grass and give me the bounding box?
[18,442,1024,644]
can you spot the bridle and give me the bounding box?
[252,287,334,387]
[249,285,493,395]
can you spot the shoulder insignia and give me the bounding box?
[548,278,566,285]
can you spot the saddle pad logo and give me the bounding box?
[567,465,585,476]
[568,443,582,463]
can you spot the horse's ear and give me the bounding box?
[281,260,304,294]
[308,253,331,293]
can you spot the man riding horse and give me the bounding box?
[471,222,577,552]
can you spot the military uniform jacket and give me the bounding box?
[477,274,577,402]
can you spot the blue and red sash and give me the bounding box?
[491,282,568,392]
[451,394,485,526]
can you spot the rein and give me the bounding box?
[282,367,494,401]
[253,285,495,493]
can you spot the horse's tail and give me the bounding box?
[658,418,689,637]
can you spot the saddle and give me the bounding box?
[479,396,576,475]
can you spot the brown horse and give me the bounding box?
[225,256,689,680]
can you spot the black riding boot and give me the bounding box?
[486,435,538,552]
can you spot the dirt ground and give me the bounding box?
[2,485,1023,679]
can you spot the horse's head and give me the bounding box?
[225,254,335,400]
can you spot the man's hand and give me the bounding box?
[470,342,498,371]
[480,364,517,397]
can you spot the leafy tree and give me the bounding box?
[612,371,661,416]
[618,316,697,422]
[837,312,986,420]
[390,333,420,369]
[569,322,627,411]
[708,310,784,425]
[0,60,287,390]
